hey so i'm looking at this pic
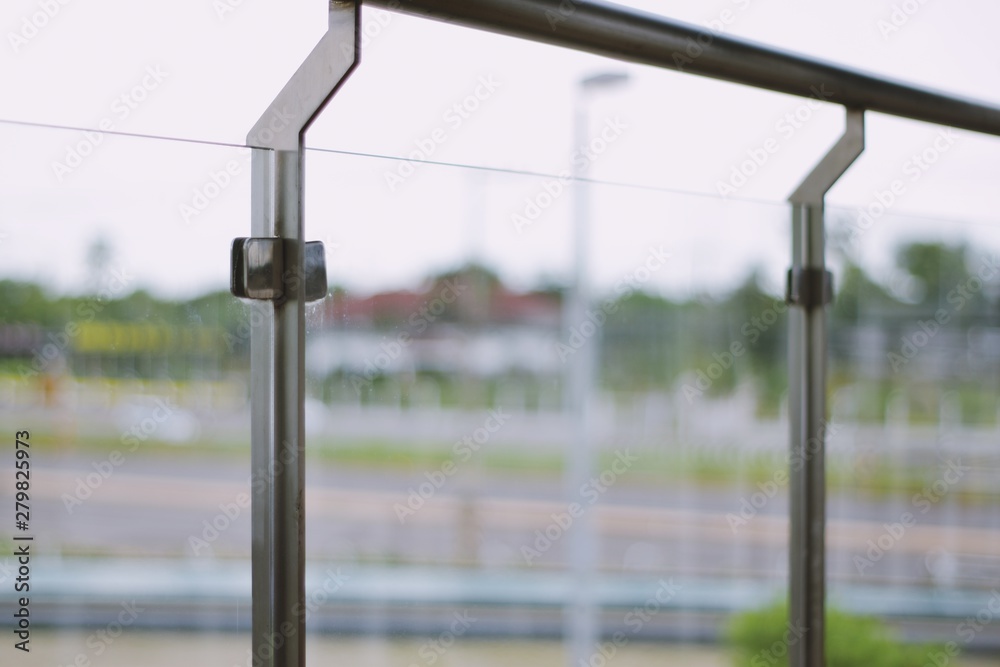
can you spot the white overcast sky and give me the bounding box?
[1,0,1000,298]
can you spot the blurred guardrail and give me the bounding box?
[3,558,1000,648]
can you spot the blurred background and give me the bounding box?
[2,1,1000,666]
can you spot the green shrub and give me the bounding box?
[728,600,942,667]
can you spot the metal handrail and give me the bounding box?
[365,0,1000,137]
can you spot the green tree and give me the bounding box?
[831,261,900,325]
[896,242,971,309]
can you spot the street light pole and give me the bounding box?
[565,70,628,667]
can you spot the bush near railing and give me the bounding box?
[728,600,942,667]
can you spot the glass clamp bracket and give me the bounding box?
[786,266,834,310]
[230,238,329,303]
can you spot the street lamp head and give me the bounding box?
[580,71,630,90]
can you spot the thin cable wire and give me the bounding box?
[0,117,253,152]
[0,115,771,206]
[3,115,999,228]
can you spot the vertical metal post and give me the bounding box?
[249,146,275,667]
[787,200,828,667]
[786,108,863,667]
[246,5,359,667]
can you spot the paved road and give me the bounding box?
[3,450,999,592]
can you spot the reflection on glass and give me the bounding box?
[302,148,791,664]
[3,114,997,666]
[825,208,1000,660]
[0,121,252,667]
